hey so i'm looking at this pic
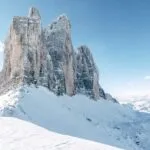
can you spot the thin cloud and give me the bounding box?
[144,76,150,80]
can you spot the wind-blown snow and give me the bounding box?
[0,117,122,150]
[0,86,150,150]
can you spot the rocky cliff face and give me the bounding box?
[0,8,41,88]
[42,15,76,96]
[0,7,117,102]
[76,46,100,99]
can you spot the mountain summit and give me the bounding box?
[0,7,116,101]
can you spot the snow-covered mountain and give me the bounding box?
[120,95,150,113]
[0,85,150,150]
[0,7,150,150]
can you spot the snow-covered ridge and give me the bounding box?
[0,85,150,150]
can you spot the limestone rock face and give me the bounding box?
[76,46,102,99]
[0,7,117,102]
[28,7,41,19]
[105,93,118,103]
[1,9,41,85]
[43,15,75,96]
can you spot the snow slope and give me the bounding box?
[0,85,150,150]
[0,117,122,150]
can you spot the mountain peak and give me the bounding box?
[48,14,71,32]
[0,8,116,102]
[28,7,41,19]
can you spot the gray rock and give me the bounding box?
[0,7,117,102]
[75,45,100,99]
[28,7,41,19]
[43,15,75,96]
[105,93,118,103]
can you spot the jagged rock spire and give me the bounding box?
[0,7,117,102]
[76,45,100,99]
[48,14,71,33]
[43,13,75,96]
[28,7,41,19]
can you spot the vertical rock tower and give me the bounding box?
[1,7,41,85]
[0,7,116,101]
[42,14,76,96]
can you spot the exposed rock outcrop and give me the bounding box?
[28,7,41,19]
[42,15,75,96]
[0,8,41,86]
[0,7,117,102]
[76,46,100,99]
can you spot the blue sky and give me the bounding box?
[0,0,150,98]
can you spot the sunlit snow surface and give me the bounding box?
[0,117,122,150]
[0,86,150,150]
